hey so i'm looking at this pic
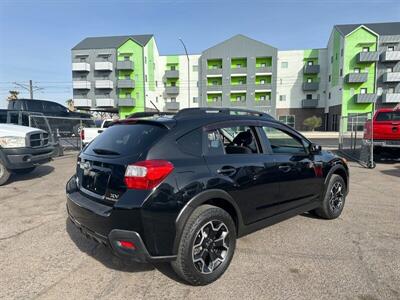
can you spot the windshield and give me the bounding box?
[84,123,167,156]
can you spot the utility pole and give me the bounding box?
[13,80,43,99]
[179,38,190,108]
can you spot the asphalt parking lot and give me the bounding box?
[0,153,399,300]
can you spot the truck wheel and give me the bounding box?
[0,161,11,186]
[13,167,36,175]
[172,205,236,286]
[314,174,346,220]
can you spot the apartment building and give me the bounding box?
[71,22,400,130]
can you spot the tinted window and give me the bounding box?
[44,102,65,113]
[102,121,113,128]
[0,111,7,123]
[84,124,167,156]
[376,111,400,121]
[263,127,306,154]
[26,101,44,112]
[177,128,202,156]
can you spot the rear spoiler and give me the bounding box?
[111,118,176,130]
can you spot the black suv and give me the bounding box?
[66,108,349,285]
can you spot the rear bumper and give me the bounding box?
[364,140,400,148]
[0,146,54,170]
[66,177,176,263]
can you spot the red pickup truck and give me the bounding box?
[364,108,400,157]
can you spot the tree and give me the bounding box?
[65,99,74,111]
[7,90,19,101]
[303,116,322,131]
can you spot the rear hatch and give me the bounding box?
[77,122,169,205]
[373,110,400,141]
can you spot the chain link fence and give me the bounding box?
[338,112,375,168]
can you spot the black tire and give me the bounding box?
[0,161,11,186]
[13,167,36,175]
[171,204,236,286]
[314,174,346,219]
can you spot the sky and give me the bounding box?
[0,0,399,108]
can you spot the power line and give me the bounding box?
[12,80,44,99]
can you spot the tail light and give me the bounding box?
[80,129,85,141]
[124,160,174,190]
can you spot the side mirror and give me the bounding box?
[309,143,322,154]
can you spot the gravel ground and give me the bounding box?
[0,153,399,300]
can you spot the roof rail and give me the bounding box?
[174,107,273,119]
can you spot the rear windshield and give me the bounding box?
[84,123,167,156]
[376,111,400,121]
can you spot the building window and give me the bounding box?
[387,67,393,72]
[360,88,367,94]
[236,96,241,101]
[144,57,147,64]
[155,81,158,87]
[362,47,369,52]
[260,79,265,84]
[278,115,295,128]
[260,95,266,101]
[341,49,344,57]
[124,55,130,61]
[79,57,86,62]
[238,79,244,85]
[329,92,331,99]
[212,80,218,86]
[125,92,130,98]
[354,68,360,73]
[377,87,383,95]
[306,94,313,100]
[193,97,198,103]
[156,96,158,102]
[281,61,288,68]
[340,69,343,76]
[193,65,198,72]
[261,62,266,67]
[279,95,286,101]
[145,75,148,82]
[171,65,176,71]
[387,87,395,94]
[171,81,176,86]
[212,64,218,69]
[388,46,395,51]
[307,61,313,66]
[329,75,331,82]
[236,63,241,68]
[171,97,176,102]
[331,56,333,63]
[307,78,312,83]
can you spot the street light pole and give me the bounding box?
[179,38,190,108]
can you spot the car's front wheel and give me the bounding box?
[315,174,347,219]
[172,205,236,285]
[0,161,11,186]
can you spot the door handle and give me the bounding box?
[278,165,292,173]
[217,167,236,175]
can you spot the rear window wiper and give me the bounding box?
[92,148,120,155]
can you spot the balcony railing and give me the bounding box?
[303,65,320,74]
[346,73,368,83]
[95,80,113,89]
[96,98,116,107]
[165,70,179,78]
[94,61,113,71]
[206,85,222,92]
[72,62,90,72]
[255,66,273,74]
[254,83,272,91]
[254,100,271,106]
[230,84,247,91]
[382,93,400,103]
[165,102,180,111]
[73,98,92,108]
[118,97,136,107]
[207,68,223,75]
[230,67,247,74]
[301,99,319,108]
[117,79,135,89]
[383,72,400,83]
[357,52,379,63]
[72,81,91,90]
[116,61,134,70]
[381,51,400,62]
[302,82,319,91]
[165,86,179,94]
[353,93,377,103]
[206,99,222,107]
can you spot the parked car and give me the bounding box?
[80,119,114,146]
[7,99,95,136]
[66,108,349,285]
[364,108,400,158]
[0,124,55,185]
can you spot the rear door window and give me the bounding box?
[376,111,400,121]
[84,123,167,156]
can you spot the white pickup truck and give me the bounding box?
[80,119,114,146]
[0,124,55,185]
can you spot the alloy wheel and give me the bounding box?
[329,182,344,212]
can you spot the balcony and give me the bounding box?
[207,85,222,92]
[254,100,271,107]
[382,93,400,103]
[346,72,368,83]
[206,99,222,107]
[165,70,179,78]
[72,62,90,72]
[118,97,136,107]
[353,93,377,103]
[381,51,400,62]
[165,102,180,111]
[95,80,113,89]
[207,68,223,75]
[302,99,319,108]
[255,66,273,74]
[230,67,247,75]
[230,84,247,91]
[73,98,92,108]
[255,83,272,91]
[302,82,319,91]
[303,65,320,74]
[72,81,91,90]
[116,61,134,70]
[383,72,400,83]
[95,98,115,107]
[117,79,135,89]
[165,86,179,95]
[357,52,379,63]
[94,62,113,71]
